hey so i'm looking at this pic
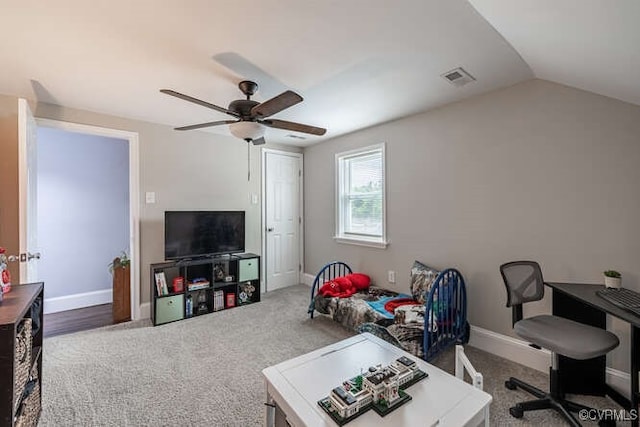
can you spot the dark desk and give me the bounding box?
[547,282,639,425]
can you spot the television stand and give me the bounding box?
[150,253,260,326]
[213,253,240,260]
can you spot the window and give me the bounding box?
[335,143,387,248]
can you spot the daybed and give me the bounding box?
[307,261,469,360]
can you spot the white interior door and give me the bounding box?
[18,98,40,282]
[264,151,302,291]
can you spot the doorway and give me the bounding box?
[261,149,303,291]
[28,117,140,320]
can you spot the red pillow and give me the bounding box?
[345,273,371,290]
[319,276,356,298]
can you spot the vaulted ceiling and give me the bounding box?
[1,1,637,145]
[468,0,640,107]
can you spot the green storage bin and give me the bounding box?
[155,294,184,324]
[238,258,259,282]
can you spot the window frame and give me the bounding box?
[334,143,388,248]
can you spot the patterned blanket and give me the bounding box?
[313,287,436,359]
[359,322,428,359]
[313,289,391,331]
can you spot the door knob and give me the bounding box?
[27,252,41,261]
[267,227,274,232]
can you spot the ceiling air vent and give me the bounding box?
[286,134,307,140]
[441,67,476,87]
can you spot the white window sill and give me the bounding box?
[333,236,389,249]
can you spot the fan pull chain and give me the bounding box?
[247,139,251,181]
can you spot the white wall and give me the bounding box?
[37,127,129,304]
[303,79,640,372]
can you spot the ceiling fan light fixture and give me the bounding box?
[161,80,326,141]
[229,121,265,141]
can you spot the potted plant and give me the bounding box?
[603,270,621,288]
[108,251,130,274]
[109,251,131,323]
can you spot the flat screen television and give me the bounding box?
[164,211,245,260]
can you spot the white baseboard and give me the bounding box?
[44,289,112,314]
[469,325,631,399]
[302,273,314,287]
[606,366,632,399]
[139,302,150,319]
[469,325,551,373]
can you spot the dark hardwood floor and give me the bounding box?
[44,304,114,338]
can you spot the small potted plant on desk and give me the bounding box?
[604,270,621,288]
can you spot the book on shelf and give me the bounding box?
[187,281,210,291]
[155,272,169,296]
[226,293,236,308]
[213,290,224,311]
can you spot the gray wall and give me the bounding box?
[303,79,640,372]
[37,127,129,299]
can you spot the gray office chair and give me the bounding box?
[500,261,619,426]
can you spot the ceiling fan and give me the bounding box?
[160,80,327,145]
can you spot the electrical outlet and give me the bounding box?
[388,270,396,283]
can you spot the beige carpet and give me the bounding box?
[41,284,627,426]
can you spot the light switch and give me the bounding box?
[251,194,259,205]
[145,192,156,204]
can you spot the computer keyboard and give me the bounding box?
[596,287,640,316]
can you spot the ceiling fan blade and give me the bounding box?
[160,89,239,117]
[174,120,238,131]
[251,137,266,146]
[251,91,303,118]
[260,119,326,136]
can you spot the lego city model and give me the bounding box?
[318,356,428,425]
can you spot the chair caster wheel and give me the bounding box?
[509,405,524,419]
[505,380,517,390]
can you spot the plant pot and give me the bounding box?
[604,276,621,288]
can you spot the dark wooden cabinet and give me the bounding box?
[0,283,44,427]
[150,254,260,326]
